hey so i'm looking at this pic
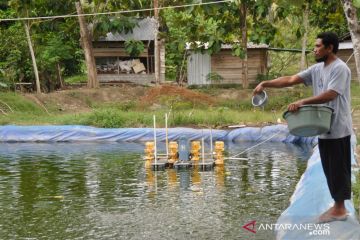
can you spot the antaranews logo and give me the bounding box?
[242,220,331,236]
[242,220,257,234]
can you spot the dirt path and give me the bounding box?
[24,84,148,113]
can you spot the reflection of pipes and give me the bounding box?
[167,169,177,187]
[192,166,201,185]
[202,137,205,165]
[146,168,155,187]
[153,115,157,165]
[165,113,169,159]
[241,161,249,189]
[179,171,190,189]
[210,128,213,159]
[215,165,225,190]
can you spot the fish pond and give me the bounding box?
[0,141,313,239]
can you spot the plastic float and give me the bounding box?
[144,114,224,171]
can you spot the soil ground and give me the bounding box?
[20,83,360,140]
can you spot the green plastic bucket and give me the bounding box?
[283,105,334,137]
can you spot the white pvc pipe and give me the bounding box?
[225,157,248,160]
[153,115,157,165]
[165,113,169,158]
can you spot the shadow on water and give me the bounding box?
[0,141,313,239]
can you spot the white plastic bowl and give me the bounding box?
[252,90,268,107]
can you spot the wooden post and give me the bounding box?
[240,2,248,88]
[57,63,64,88]
[147,41,150,74]
[154,0,161,84]
[75,2,98,88]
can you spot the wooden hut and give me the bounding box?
[187,43,268,86]
[92,17,165,85]
[337,41,357,81]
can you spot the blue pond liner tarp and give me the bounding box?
[275,141,360,240]
[0,124,316,144]
[0,124,358,239]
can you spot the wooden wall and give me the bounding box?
[210,49,267,84]
[92,40,165,82]
[337,49,357,81]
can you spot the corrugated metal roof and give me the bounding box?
[100,17,157,41]
[186,41,268,50]
[221,42,268,49]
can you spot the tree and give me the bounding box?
[38,33,73,89]
[3,0,83,92]
[341,0,360,83]
[76,0,153,88]
[163,0,277,88]
[75,1,98,88]
[0,19,32,88]
[9,0,41,93]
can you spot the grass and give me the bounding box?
[0,92,43,114]
[354,170,360,216]
[0,82,356,128]
[64,74,87,84]
[351,82,360,110]
[0,108,279,128]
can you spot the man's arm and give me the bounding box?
[253,75,304,95]
[288,90,338,111]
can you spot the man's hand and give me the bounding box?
[287,100,305,112]
[253,82,264,95]
[287,90,338,112]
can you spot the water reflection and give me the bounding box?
[0,141,312,239]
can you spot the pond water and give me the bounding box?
[0,141,313,240]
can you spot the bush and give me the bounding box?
[65,74,87,84]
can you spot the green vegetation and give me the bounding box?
[1,0,351,91]
[0,92,43,114]
[124,40,145,58]
[0,99,281,128]
[0,83,316,128]
[64,74,87,84]
[354,171,360,215]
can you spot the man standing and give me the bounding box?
[253,32,352,223]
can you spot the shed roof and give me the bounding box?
[186,41,268,50]
[98,17,157,41]
[339,41,353,50]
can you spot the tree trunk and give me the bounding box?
[75,2,98,88]
[57,63,64,89]
[300,2,309,71]
[240,3,248,88]
[342,0,360,83]
[24,22,41,93]
[154,0,161,84]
